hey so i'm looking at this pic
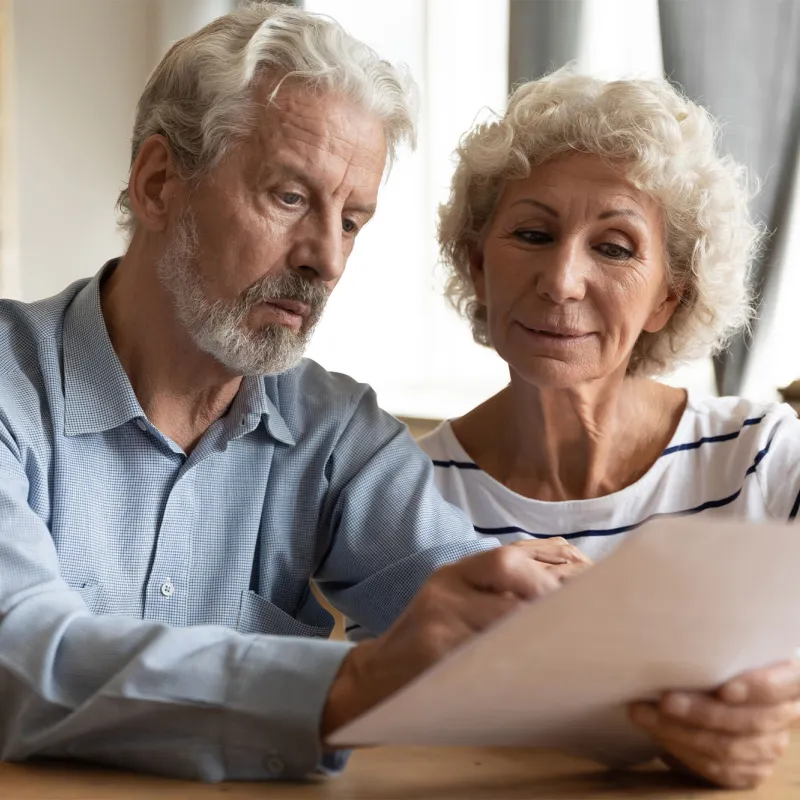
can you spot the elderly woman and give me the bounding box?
[419,68,800,788]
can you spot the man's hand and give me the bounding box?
[321,546,561,740]
[630,660,800,789]
[509,537,593,583]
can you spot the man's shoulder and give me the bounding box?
[267,359,403,445]
[272,358,375,414]
[0,280,88,354]
[0,280,89,430]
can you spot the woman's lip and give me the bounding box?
[521,325,592,338]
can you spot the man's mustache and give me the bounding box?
[240,271,330,314]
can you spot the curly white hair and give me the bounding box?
[438,67,763,376]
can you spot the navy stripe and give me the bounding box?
[661,415,765,457]
[474,439,773,541]
[434,415,767,471]
[345,624,361,633]
[433,459,480,470]
[790,488,800,521]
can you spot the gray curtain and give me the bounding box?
[659,0,800,396]
[509,0,583,85]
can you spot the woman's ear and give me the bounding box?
[128,134,183,233]
[643,285,681,334]
[468,247,487,306]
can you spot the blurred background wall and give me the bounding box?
[1,0,798,420]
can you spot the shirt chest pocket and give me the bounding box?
[68,580,102,613]
[65,580,143,618]
[236,590,333,639]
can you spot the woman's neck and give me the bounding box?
[452,374,687,502]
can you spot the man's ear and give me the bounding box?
[468,247,487,306]
[127,134,183,233]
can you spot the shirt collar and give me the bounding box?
[63,262,146,436]
[62,260,296,446]
[227,373,296,446]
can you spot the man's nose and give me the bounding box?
[289,213,345,284]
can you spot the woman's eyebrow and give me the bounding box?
[597,208,646,223]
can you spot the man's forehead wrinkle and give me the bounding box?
[253,90,384,167]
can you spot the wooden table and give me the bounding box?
[3,742,800,800]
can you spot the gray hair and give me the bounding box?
[117,1,417,235]
[438,67,764,377]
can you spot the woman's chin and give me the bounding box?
[509,357,603,390]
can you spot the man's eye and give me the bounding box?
[342,218,358,234]
[281,192,303,205]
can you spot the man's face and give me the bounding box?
[157,82,387,376]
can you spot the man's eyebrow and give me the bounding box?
[344,202,377,216]
[264,161,376,216]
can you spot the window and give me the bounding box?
[304,0,511,419]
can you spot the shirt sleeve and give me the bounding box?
[314,386,496,637]
[754,405,800,521]
[0,421,351,782]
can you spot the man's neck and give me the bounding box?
[101,242,242,453]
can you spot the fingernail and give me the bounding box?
[631,705,658,727]
[768,662,800,689]
[663,692,691,717]
[723,680,749,703]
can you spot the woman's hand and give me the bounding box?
[630,660,800,789]
[509,537,593,583]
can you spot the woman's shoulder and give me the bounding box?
[668,392,800,471]
[676,393,799,453]
[683,393,795,428]
[678,393,800,520]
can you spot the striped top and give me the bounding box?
[417,394,800,562]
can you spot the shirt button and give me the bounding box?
[266,756,284,776]
[136,419,147,431]
[160,579,175,598]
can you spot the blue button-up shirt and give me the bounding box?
[0,266,491,781]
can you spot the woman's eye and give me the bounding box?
[342,218,358,234]
[514,229,552,244]
[281,192,303,206]
[597,242,634,260]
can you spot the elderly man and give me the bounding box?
[0,2,561,782]
[0,2,798,789]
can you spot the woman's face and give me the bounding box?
[471,152,678,389]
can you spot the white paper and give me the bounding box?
[330,518,800,764]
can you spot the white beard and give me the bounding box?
[156,210,328,376]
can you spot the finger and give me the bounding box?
[456,547,560,600]
[456,591,522,633]
[510,539,592,564]
[545,561,593,583]
[510,537,569,547]
[400,587,521,664]
[630,703,791,763]
[661,743,776,790]
[720,660,800,705]
[519,549,570,566]
[657,691,800,735]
